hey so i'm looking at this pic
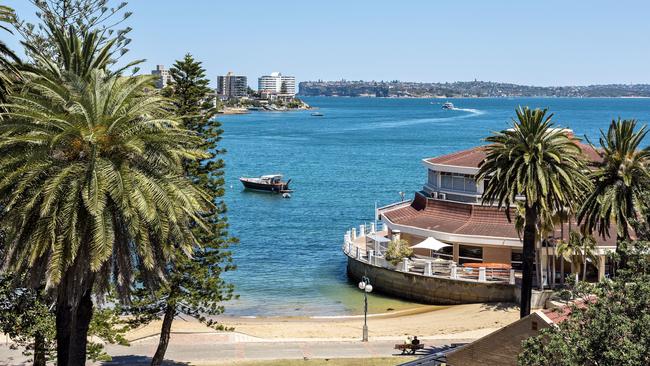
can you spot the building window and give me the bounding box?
[459,245,482,265]
[441,173,452,189]
[511,250,523,270]
[428,170,438,188]
[439,172,478,194]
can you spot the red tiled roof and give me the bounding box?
[426,146,488,168]
[383,193,616,246]
[425,143,603,168]
[541,296,597,324]
[384,194,520,240]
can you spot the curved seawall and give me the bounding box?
[347,256,516,305]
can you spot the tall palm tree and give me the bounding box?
[0,4,20,107]
[0,69,212,365]
[578,119,650,245]
[478,107,591,318]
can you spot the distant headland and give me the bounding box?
[298,80,650,98]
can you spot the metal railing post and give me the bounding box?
[509,269,515,285]
[450,264,457,279]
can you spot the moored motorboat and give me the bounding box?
[311,112,324,117]
[239,174,292,193]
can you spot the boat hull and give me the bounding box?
[239,178,290,193]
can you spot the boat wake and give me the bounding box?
[452,107,484,115]
[339,107,485,131]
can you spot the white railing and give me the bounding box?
[343,227,517,285]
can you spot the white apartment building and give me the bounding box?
[258,72,296,97]
[151,65,173,89]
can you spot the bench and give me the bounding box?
[394,343,425,355]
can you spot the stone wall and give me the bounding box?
[347,257,516,305]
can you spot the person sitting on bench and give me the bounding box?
[411,336,420,346]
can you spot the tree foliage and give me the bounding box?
[385,239,412,266]
[0,274,130,363]
[578,119,650,241]
[477,107,591,317]
[126,54,236,365]
[518,241,650,366]
[0,4,20,107]
[14,0,134,64]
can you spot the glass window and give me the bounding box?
[441,173,452,189]
[459,245,482,259]
[428,170,438,187]
[452,176,465,191]
[465,177,477,192]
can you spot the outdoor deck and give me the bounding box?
[344,226,520,285]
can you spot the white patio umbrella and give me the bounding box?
[411,237,451,257]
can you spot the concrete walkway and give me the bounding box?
[0,333,470,365]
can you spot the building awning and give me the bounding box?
[411,237,451,251]
[366,233,391,243]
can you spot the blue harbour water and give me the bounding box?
[219,97,650,316]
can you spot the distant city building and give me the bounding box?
[217,72,248,99]
[258,72,296,97]
[151,65,173,89]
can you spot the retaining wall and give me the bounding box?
[347,256,516,304]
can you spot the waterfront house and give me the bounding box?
[343,129,616,305]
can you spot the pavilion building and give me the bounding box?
[343,129,616,306]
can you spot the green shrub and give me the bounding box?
[384,239,413,266]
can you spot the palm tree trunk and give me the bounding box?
[551,244,556,289]
[582,247,587,281]
[33,331,46,366]
[68,286,94,365]
[521,204,537,318]
[616,234,628,271]
[151,300,176,366]
[55,278,73,366]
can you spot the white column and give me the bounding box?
[402,258,410,272]
[356,247,361,260]
[598,255,606,281]
[450,264,457,279]
[424,261,432,276]
[368,250,374,265]
[351,228,357,240]
[382,223,388,232]
[509,269,516,285]
[370,222,376,233]
[359,224,365,237]
[478,267,487,282]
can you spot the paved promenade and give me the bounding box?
[0,332,471,365]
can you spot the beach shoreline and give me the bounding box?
[125,303,519,342]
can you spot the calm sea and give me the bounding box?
[218,97,650,316]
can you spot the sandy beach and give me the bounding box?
[126,303,518,342]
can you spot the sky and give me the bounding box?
[4,0,650,88]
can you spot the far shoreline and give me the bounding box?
[298,95,650,99]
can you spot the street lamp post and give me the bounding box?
[358,275,373,342]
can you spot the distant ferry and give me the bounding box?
[311,112,324,117]
[442,102,455,110]
[239,174,292,193]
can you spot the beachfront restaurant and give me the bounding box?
[344,137,617,300]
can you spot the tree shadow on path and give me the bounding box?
[101,355,190,365]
